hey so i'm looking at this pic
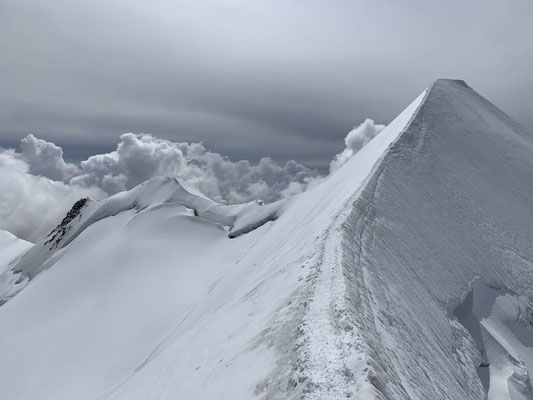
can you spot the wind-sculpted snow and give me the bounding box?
[336,79,533,399]
[0,176,284,305]
[0,79,532,400]
[454,282,533,399]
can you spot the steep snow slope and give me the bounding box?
[339,79,533,400]
[344,81,533,399]
[0,79,531,400]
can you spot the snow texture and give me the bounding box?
[0,79,532,400]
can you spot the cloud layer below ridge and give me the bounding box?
[1,119,384,242]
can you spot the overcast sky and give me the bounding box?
[2,0,532,170]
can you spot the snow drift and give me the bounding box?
[0,79,532,400]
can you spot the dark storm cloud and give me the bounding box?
[1,0,533,170]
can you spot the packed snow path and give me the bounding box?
[0,80,532,400]
[289,84,432,400]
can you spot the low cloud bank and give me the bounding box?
[1,119,384,242]
[0,150,103,242]
[69,133,319,204]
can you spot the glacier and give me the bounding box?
[0,79,532,400]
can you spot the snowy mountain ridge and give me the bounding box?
[0,176,285,305]
[0,79,532,400]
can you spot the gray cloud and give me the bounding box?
[1,0,532,171]
[20,134,79,181]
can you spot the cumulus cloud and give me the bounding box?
[329,119,386,173]
[1,120,384,242]
[69,133,319,204]
[0,149,103,243]
[20,134,79,181]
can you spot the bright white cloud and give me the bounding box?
[20,134,79,181]
[329,119,386,173]
[0,149,103,243]
[1,122,384,242]
[70,133,318,204]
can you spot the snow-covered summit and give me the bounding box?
[0,79,532,400]
[68,175,284,238]
[0,175,284,305]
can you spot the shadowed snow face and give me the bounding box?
[454,282,533,400]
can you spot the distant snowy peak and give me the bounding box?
[84,176,285,237]
[0,176,285,305]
